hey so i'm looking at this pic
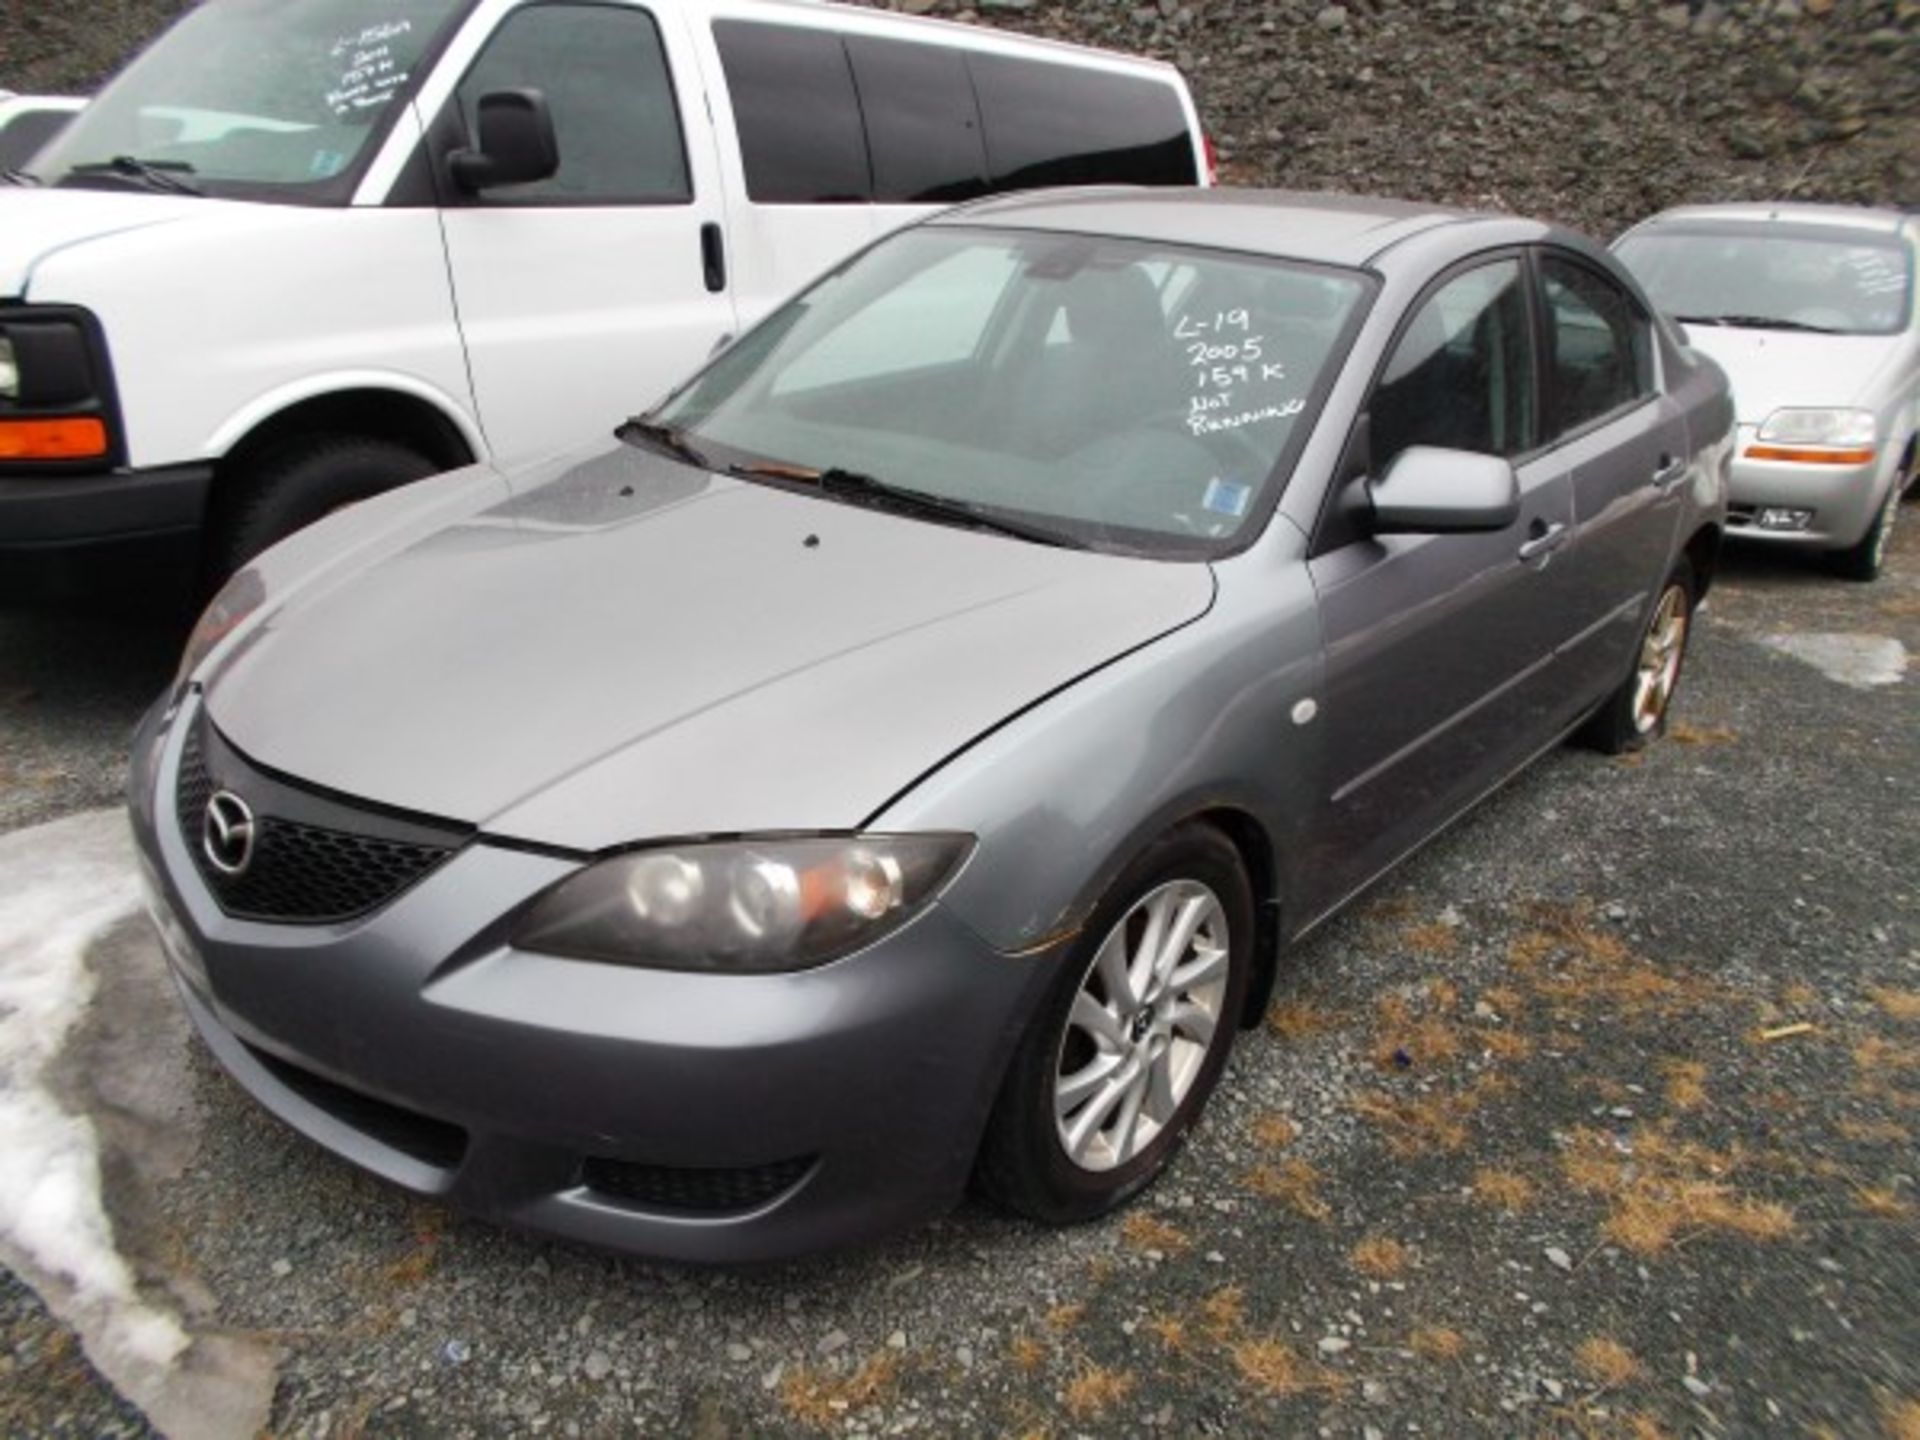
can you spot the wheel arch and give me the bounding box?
[209,383,482,484]
[1682,521,1722,602]
[1189,806,1285,1031]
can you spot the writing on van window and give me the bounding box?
[1175,306,1299,437]
[326,20,415,117]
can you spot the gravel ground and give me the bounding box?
[0,503,1915,1437]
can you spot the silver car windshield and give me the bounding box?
[655,227,1369,558]
[28,0,470,200]
[1617,226,1913,337]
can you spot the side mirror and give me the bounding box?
[1368,446,1520,534]
[448,89,559,193]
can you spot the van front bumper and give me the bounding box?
[0,463,210,602]
[1724,429,1891,551]
[129,695,1050,1264]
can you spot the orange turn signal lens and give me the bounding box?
[0,416,109,460]
[1744,444,1876,466]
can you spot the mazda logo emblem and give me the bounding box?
[202,790,257,876]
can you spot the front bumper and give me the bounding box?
[0,463,211,603]
[1724,426,1890,550]
[131,696,1050,1263]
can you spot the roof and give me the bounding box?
[1634,202,1911,237]
[932,187,1482,268]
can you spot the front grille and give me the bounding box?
[175,722,462,925]
[246,1042,468,1170]
[580,1154,815,1214]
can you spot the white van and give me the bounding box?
[0,0,1206,599]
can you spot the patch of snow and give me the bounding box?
[0,812,185,1367]
[1759,632,1908,689]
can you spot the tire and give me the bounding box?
[1579,559,1695,755]
[208,435,438,583]
[975,823,1254,1225]
[1827,477,1899,583]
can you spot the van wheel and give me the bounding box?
[209,435,438,582]
[976,824,1252,1225]
[1827,479,1899,583]
[1579,560,1694,755]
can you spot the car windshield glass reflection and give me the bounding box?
[653,227,1369,558]
[1617,227,1912,337]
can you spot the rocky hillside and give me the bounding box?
[3,0,1913,238]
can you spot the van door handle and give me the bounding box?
[1517,519,1568,562]
[700,222,726,293]
[1651,454,1687,487]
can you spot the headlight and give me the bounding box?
[513,834,975,972]
[0,335,17,399]
[1756,408,1876,448]
[172,566,267,701]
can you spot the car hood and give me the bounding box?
[1675,325,1898,425]
[203,443,1216,852]
[0,188,206,298]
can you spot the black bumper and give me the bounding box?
[0,463,212,604]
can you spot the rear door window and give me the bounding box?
[1541,254,1652,437]
[965,53,1195,192]
[712,20,870,203]
[845,35,987,204]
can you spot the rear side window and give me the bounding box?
[1542,254,1651,436]
[845,35,987,204]
[458,3,689,204]
[966,53,1196,192]
[713,21,869,203]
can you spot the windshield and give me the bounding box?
[27,0,471,201]
[1616,225,1912,337]
[653,226,1369,558]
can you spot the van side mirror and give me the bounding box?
[1367,446,1520,534]
[449,89,559,193]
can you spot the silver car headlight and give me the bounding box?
[1754,407,1876,449]
[0,334,17,399]
[513,834,975,972]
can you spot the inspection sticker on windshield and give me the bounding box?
[1202,477,1250,518]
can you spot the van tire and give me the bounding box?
[209,435,438,582]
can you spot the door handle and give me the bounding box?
[700,222,726,293]
[1517,520,1568,562]
[1651,454,1687,487]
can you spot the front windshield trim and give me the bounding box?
[29,0,482,207]
[1618,221,1914,338]
[653,222,1382,563]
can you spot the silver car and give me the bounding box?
[131,190,1731,1262]
[1615,203,1919,580]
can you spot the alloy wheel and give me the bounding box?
[1632,583,1689,734]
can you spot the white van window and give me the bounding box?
[28,0,467,200]
[712,21,869,204]
[844,36,986,204]
[457,4,690,204]
[967,52,1196,191]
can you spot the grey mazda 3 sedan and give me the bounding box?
[130,189,1732,1262]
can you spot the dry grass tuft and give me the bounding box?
[1243,1159,1333,1220]
[1008,1333,1048,1374]
[1624,1414,1672,1440]
[1200,1285,1247,1339]
[1480,984,1525,1015]
[1479,1028,1534,1062]
[1662,1059,1709,1112]
[1352,1077,1508,1156]
[778,1353,901,1428]
[1143,1312,1190,1353]
[1560,1126,1793,1254]
[1267,998,1340,1040]
[1120,1212,1191,1254]
[1409,1325,1466,1363]
[1370,993,1463,1071]
[1839,1117,1912,1144]
[1350,1235,1412,1278]
[1472,1167,1536,1213]
[1229,1337,1347,1397]
[1251,1113,1300,1149]
[1781,981,1820,1009]
[1061,1365,1134,1420]
[1668,721,1738,745]
[1869,988,1920,1024]
[1856,1186,1912,1219]
[1044,1303,1084,1334]
[1401,921,1460,956]
[1854,1035,1920,1077]
[1575,1335,1640,1389]
[1884,1396,1920,1440]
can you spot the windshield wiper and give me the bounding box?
[2,168,41,187]
[615,415,712,469]
[1677,313,1837,334]
[66,156,202,196]
[729,462,1086,550]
